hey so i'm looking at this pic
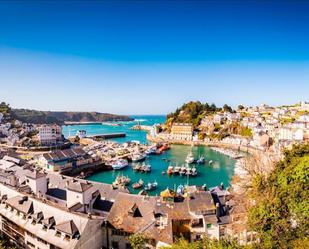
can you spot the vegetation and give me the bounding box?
[11,109,133,124]
[223,104,233,113]
[162,237,252,249]
[248,143,309,249]
[0,236,17,249]
[237,105,245,110]
[166,101,219,128]
[0,102,11,115]
[129,233,147,249]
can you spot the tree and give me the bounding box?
[248,143,309,249]
[129,233,146,249]
[238,105,245,110]
[223,104,233,113]
[162,237,252,249]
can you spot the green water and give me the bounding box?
[87,144,235,195]
[62,115,235,195]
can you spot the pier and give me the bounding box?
[88,133,126,139]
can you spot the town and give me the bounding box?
[0,100,308,248]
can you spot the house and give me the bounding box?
[213,114,225,124]
[37,124,63,146]
[38,148,93,173]
[170,123,193,141]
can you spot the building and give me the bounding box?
[38,148,99,173]
[213,114,225,124]
[170,123,193,141]
[38,124,62,146]
[76,130,87,139]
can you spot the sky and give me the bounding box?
[0,0,309,115]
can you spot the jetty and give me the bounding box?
[88,133,126,139]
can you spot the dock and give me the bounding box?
[64,121,103,125]
[88,133,126,139]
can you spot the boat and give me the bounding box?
[186,167,192,176]
[196,155,205,164]
[185,151,195,164]
[112,175,131,188]
[191,166,197,176]
[158,143,170,153]
[145,146,157,155]
[176,185,185,195]
[179,165,187,176]
[111,159,128,170]
[174,166,181,174]
[132,179,144,189]
[209,160,213,165]
[132,163,142,171]
[140,162,151,172]
[144,181,158,191]
[167,165,174,175]
[131,153,147,162]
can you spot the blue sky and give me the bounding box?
[0,1,309,114]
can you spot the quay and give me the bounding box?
[64,121,103,125]
[89,133,126,139]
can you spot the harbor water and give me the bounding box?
[62,115,235,195]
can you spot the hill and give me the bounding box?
[11,108,133,124]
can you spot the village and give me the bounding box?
[0,101,308,249]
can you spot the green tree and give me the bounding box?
[129,233,146,249]
[238,105,245,110]
[248,143,309,249]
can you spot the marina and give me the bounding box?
[61,116,235,195]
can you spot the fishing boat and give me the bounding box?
[131,153,147,162]
[144,181,158,191]
[158,143,170,153]
[179,165,187,176]
[167,165,174,175]
[112,175,131,188]
[185,151,195,164]
[196,155,205,164]
[132,179,144,189]
[111,159,128,170]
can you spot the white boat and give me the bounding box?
[112,159,128,170]
[180,165,187,176]
[141,162,151,172]
[185,151,195,164]
[191,166,197,176]
[144,181,158,191]
[145,146,157,155]
[196,155,205,164]
[131,153,147,162]
[209,160,213,165]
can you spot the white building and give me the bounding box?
[38,124,62,146]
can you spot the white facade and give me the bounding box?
[38,124,62,145]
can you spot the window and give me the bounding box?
[112,241,119,249]
[207,223,212,229]
[55,231,61,237]
[26,241,35,248]
[126,243,132,249]
[64,234,71,241]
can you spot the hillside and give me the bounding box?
[11,108,134,124]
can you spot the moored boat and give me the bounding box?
[196,155,205,164]
[185,151,195,164]
[131,153,147,162]
[144,181,158,191]
[112,159,128,170]
[132,179,144,189]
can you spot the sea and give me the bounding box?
[62,115,235,195]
